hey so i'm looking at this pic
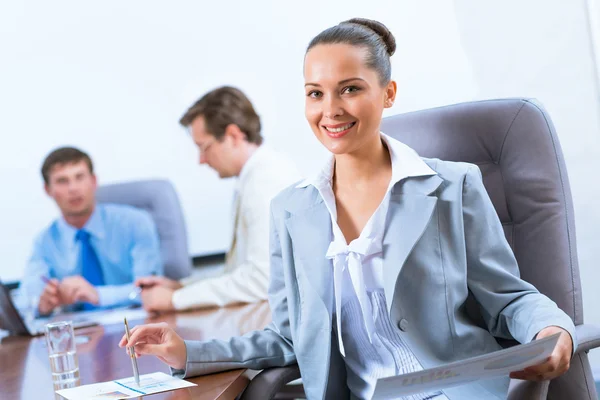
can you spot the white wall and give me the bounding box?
[0,0,476,283]
[1,0,599,369]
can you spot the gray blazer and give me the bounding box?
[177,158,576,400]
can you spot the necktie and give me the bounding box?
[76,230,104,309]
[326,235,382,357]
[225,189,241,266]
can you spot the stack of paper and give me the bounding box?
[373,333,559,399]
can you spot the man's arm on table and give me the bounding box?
[20,234,57,315]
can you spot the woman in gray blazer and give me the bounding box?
[121,18,575,400]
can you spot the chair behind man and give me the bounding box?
[241,98,600,400]
[96,179,192,280]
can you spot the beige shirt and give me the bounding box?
[172,145,302,310]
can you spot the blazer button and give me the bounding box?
[398,319,409,332]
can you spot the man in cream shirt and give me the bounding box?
[137,86,301,312]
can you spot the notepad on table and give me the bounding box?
[56,372,196,399]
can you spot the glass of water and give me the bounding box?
[45,321,80,390]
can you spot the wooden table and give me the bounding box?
[0,301,272,399]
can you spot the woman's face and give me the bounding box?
[304,43,396,155]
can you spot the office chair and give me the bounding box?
[96,179,192,280]
[240,99,600,400]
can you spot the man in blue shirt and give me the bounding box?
[20,147,163,315]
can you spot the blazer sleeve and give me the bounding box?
[172,204,297,378]
[462,165,577,350]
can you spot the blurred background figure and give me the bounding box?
[20,147,163,315]
[137,87,301,312]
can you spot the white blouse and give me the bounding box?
[296,134,447,399]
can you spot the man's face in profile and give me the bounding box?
[45,161,97,217]
[190,115,237,178]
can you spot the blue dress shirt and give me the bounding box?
[21,203,163,309]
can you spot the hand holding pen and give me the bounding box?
[38,276,61,315]
[119,322,187,371]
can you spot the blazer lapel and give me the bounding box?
[383,174,443,312]
[284,194,334,315]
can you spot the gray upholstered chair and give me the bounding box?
[240,98,600,400]
[96,179,192,280]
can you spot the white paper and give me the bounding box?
[373,333,560,399]
[56,372,196,399]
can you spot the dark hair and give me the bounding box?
[306,18,396,86]
[41,147,94,184]
[179,86,263,145]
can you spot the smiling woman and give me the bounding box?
[302,19,399,244]
[119,18,576,400]
[303,19,397,157]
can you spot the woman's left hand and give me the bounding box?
[509,326,573,381]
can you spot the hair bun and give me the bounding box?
[344,18,396,56]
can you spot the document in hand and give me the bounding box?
[56,372,196,399]
[372,333,560,399]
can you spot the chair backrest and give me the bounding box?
[382,98,591,398]
[381,98,582,325]
[96,179,192,280]
[241,99,591,400]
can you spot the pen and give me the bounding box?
[40,276,63,315]
[124,317,141,387]
[128,272,156,301]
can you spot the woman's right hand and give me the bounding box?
[118,322,187,370]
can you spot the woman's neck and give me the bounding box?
[333,134,391,187]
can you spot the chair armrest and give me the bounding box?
[239,364,301,400]
[574,324,600,354]
[507,379,549,400]
[506,324,600,400]
[240,326,600,400]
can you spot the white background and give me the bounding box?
[1,0,599,365]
